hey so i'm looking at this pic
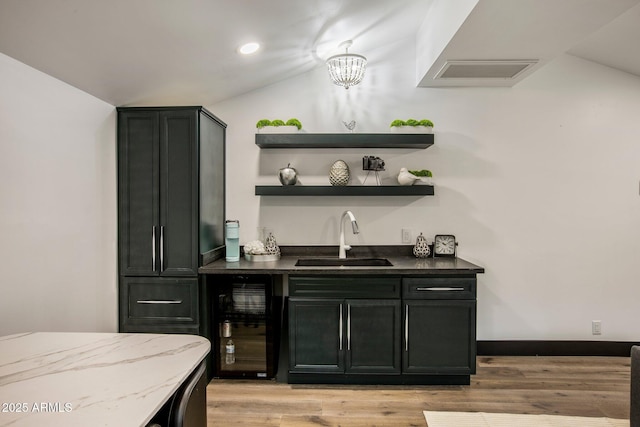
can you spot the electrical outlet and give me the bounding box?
[592,320,602,335]
[402,228,412,244]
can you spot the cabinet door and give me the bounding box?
[346,299,401,374]
[403,300,476,374]
[159,110,199,276]
[199,111,226,255]
[118,110,160,276]
[288,298,344,374]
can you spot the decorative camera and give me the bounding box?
[362,156,385,171]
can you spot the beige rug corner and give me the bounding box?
[423,411,628,427]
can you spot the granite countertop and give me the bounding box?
[0,332,210,427]
[199,245,484,275]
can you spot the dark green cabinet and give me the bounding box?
[288,298,401,375]
[120,276,199,334]
[288,276,402,379]
[287,274,477,384]
[289,298,344,374]
[346,299,401,374]
[402,276,477,376]
[403,300,476,374]
[117,106,226,333]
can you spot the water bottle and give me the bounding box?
[225,220,240,262]
[225,339,235,365]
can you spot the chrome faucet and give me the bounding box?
[339,210,359,259]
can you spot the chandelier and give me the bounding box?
[326,40,367,89]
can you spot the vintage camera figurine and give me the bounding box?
[362,156,385,171]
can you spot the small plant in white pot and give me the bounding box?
[390,118,434,133]
[408,169,433,185]
[256,118,302,133]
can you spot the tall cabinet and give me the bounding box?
[117,106,226,335]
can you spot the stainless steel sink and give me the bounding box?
[295,257,393,267]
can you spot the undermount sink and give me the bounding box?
[295,257,393,267]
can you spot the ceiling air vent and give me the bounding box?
[435,60,538,79]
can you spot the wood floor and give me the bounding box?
[206,355,631,426]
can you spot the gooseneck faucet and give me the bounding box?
[339,210,359,259]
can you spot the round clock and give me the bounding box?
[434,234,457,257]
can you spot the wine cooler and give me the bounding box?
[212,275,277,379]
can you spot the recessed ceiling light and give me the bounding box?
[238,42,260,55]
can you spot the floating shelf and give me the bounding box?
[255,133,434,149]
[255,185,434,196]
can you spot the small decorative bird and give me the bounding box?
[397,168,420,186]
[343,120,356,132]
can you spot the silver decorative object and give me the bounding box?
[278,163,298,185]
[343,120,356,133]
[413,233,431,258]
[329,160,350,186]
[264,232,280,255]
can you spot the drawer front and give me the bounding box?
[122,277,199,325]
[289,276,401,298]
[402,276,476,300]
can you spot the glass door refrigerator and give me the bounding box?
[212,275,277,379]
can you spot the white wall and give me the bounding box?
[0,52,117,336]
[211,38,640,341]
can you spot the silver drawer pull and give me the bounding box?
[416,287,465,291]
[136,300,183,304]
[160,226,164,272]
[405,305,409,352]
[339,304,343,351]
[152,226,156,271]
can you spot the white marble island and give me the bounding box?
[0,332,210,426]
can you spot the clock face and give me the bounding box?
[434,235,456,257]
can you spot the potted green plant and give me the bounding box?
[408,169,433,185]
[256,118,302,133]
[390,118,434,133]
[285,118,302,129]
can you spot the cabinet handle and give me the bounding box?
[160,226,164,272]
[347,304,351,351]
[339,304,343,351]
[136,300,183,304]
[152,226,156,271]
[416,286,465,291]
[405,305,409,352]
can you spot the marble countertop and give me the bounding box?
[0,332,210,427]
[199,245,484,275]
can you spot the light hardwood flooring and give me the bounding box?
[206,355,631,426]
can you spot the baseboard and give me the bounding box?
[477,340,640,357]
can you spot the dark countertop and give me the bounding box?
[198,245,484,275]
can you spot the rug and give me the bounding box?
[423,411,628,427]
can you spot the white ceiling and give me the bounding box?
[0,0,639,106]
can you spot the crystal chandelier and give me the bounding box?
[326,40,367,89]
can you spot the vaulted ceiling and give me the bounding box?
[1,0,638,106]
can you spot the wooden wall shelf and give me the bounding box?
[255,133,434,149]
[255,185,434,196]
